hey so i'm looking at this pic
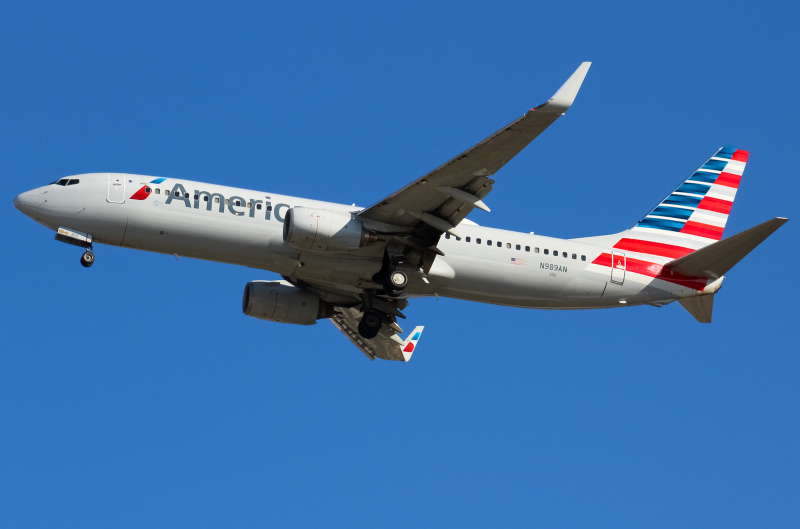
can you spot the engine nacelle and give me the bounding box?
[242,280,333,325]
[283,207,377,252]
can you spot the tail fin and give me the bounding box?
[631,146,748,249]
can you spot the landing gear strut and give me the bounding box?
[80,250,95,268]
[358,310,383,339]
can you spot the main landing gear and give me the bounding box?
[80,249,95,268]
[357,310,383,339]
[377,253,409,297]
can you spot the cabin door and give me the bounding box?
[610,251,626,284]
[107,174,126,203]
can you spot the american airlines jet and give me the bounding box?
[13,63,787,361]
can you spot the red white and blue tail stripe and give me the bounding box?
[632,146,747,246]
[584,147,749,292]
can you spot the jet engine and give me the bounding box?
[242,280,334,325]
[283,207,377,252]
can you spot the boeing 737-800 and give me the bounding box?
[13,63,787,361]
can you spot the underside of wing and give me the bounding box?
[358,62,591,239]
[330,306,420,361]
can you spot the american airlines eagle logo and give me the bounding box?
[129,178,166,200]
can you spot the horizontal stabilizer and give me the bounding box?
[666,217,788,279]
[679,295,714,323]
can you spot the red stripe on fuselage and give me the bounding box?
[592,252,709,290]
[696,196,733,215]
[714,171,741,188]
[681,221,724,240]
[612,238,695,259]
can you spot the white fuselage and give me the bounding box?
[15,173,707,310]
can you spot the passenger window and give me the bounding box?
[194,194,199,200]
[145,187,151,193]
[516,244,521,250]
[155,189,161,195]
[525,246,530,252]
[534,247,538,253]
[581,255,586,261]
[562,252,567,258]
[497,241,502,247]
[466,237,471,242]
[234,200,241,206]
[247,202,252,208]
[506,242,511,248]
[203,195,209,202]
[445,233,451,239]
[267,205,272,211]
[214,197,220,203]
[175,191,181,197]
[225,199,230,205]
[456,237,461,241]
[476,238,481,244]
[544,249,549,255]
[165,190,170,196]
[572,253,577,259]
[256,203,262,209]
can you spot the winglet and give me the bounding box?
[540,62,591,113]
[400,326,425,362]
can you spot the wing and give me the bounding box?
[357,62,591,242]
[331,306,424,361]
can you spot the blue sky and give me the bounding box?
[2,1,799,527]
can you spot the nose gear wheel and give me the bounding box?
[80,250,95,268]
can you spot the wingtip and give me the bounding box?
[400,326,424,362]
[541,62,591,113]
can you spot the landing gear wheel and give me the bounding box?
[388,270,408,289]
[357,310,383,339]
[80,251,95,268]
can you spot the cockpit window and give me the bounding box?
[49,178,80,186]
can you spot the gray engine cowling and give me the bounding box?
[242,280,333,325]
[283,207,377,252]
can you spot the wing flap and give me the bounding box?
[330,307,423,361]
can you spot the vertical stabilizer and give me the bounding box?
[631,146,748,250]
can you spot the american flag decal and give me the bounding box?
[511,257,523,265]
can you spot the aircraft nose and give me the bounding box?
[13,189,41,218]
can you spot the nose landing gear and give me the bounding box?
[80,250,95,268]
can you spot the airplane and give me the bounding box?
[13,62,788,362]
